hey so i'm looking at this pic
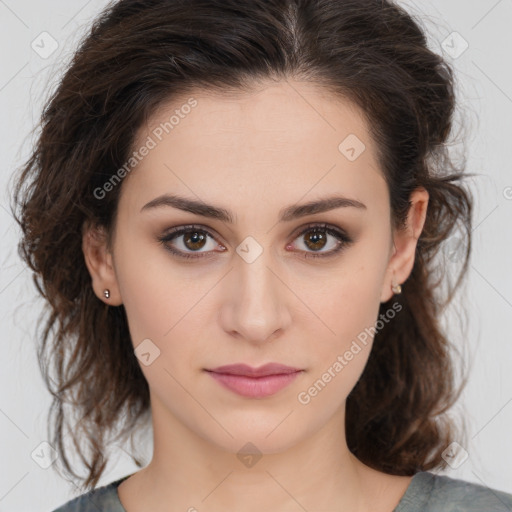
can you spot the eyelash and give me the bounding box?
[157,223,354,261]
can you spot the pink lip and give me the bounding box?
[205,363,303,398]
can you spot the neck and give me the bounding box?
[125,397,386,512]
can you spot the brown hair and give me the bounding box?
[10,0,474,492]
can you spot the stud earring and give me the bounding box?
[103,289,110,299]
[391,281,402,295]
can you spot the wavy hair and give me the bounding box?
[10,0,474,491]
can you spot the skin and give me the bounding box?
[83,79,428,512]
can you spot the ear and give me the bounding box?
[380,187,429,303]
[82,221,123,306]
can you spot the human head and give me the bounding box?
[12,0,472,490]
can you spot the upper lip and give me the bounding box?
[206,363,302,377]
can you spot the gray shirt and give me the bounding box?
[51,470,512,511]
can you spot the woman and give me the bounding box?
[11,0,512,510]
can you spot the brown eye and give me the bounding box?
[182,230,208,251]
[158,225,224,260]
[289,223,353,259]
[303,229,328,251]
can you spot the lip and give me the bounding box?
[205,363,303,398]
[208,363,301,377]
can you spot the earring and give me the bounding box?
[103,289,110,299]
[391,281,402,295]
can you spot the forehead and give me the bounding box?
[121,80,387,216]
[140,80,373,150]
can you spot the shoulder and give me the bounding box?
[50,475,130,512]
[396,471,512,512]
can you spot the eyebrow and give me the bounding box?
[140,193,367,223]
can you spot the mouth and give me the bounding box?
[204,363,303,398]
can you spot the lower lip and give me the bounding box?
[206,371,302,398]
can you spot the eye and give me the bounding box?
[158,224,225,260]
[158,223,353,260]
[288,223,353,259]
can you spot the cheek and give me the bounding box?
[113,246,206,398]
[112,233,192,346]
[308,281,379,381]
[305,259,384,345]
[298,245,387,386]
[293,272,382,415]
[115,222,218,334]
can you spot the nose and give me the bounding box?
[219,253,292,345]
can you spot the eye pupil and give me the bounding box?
[304,229,327,251]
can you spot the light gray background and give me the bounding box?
[1,0,511,510]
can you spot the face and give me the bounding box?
[85,80,421,456]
